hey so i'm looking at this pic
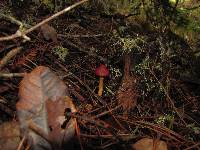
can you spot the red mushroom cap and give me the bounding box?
[95,64,109,77]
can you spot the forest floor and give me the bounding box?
[0,1,200,150]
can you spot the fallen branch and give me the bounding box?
[0,47,22,70]
[0,0,89,42]
[0,13,23,28]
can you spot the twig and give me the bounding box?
[80,133,136,140]
[24,0,88,34]
[0,13,23,28]
[118,116,186,143]
[75,121,83,150]
[184,4,200,10]
[184,142,200,150]
[57,61,126,130]
[0,0,89,42]
[56,62,104,105]
[0,73,26,78]
[0,102,14,116]
[58,33,106,38]
[0,47,22,70]
[17,136,26,150]
[94,105,121,119]
[149,69,187,125]
[69,87,85,101]
[98,141,118,149]
[65,112,125,145]
[62,40,106,62]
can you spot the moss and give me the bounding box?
[40,0,54,11]
[90,0,141,16]
[170,2,200,43]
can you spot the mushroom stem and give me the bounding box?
[98,77,104,96]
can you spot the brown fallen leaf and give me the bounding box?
[40,24,58,43]
[0,121,20,150]
[47,96,77,148]
[132,138,168,150]
[16,66,77,150]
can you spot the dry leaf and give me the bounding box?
[132,138,168,150]
[0,121,20,150]
[40,24,58,43]
[47,96,77,148]
[16,66,76,150]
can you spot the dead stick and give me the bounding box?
[0,47,22,70]
[94,105,121,119]
[0,73,26,78]
[58,33,105,38]
[17,136,26,150]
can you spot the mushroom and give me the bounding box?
[95,64,109,96]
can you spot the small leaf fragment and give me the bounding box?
[132,138,168,150]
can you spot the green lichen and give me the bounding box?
[155,114,174,124]
[53,46,69,62]
[113,29,146,53]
